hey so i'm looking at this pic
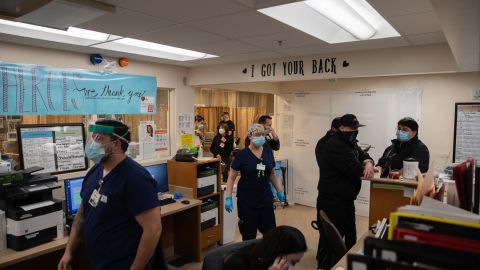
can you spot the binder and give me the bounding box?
[348,253,427,270]
[388,212,480,241]
[393,227,480,254]
[362,237,479,270]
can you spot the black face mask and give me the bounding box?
[339,130,358,144]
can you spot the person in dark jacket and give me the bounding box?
[316,114,374,269]
[375,117,430,178]
[315,117,341,168]
[222,225,307,270]
[210,123,234,182]
[313,117,340,268]
[245,115,280,151]
[219,111,235,137]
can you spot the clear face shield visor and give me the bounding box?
[87,124,129,144]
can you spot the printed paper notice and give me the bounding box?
[139,120,155,143]
[154,129,169,151]
[178,113,193,134]
[140,96,155,113]
[180,134,193,148]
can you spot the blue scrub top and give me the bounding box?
[231,147,275,208]
[81,157,158,270]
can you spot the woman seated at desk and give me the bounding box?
[223,225,307,270]
[375,117,430,178]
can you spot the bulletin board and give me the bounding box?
[16,123,88,174]
[453,102,480,163]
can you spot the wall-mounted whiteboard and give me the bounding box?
[453,103,480,163]
[278,89,422,211]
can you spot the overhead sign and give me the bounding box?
[243,57,348,78]
[0,62,157,115]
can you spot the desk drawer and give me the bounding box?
[201,225,221,249]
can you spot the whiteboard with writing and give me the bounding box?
[278,89,421,210]
[17,124,88,174]
[453,103,480,163]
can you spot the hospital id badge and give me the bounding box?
[89,189,101,207]
[256,163,266,171]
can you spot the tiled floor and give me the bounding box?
[169,204,368,270]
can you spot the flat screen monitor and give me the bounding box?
[145,163,168,193]
[64,177,84,217]
[16,123,88,174]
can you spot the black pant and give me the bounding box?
[237,199,276,241]
[221,156,231,183]
[316,194,356,268]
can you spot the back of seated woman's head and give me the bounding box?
[252,226,307,269]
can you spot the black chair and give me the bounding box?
[202,239,259,270]
[312,210,347,270]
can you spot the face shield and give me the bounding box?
[85,124,129,163]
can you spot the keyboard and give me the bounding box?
[159,197,176,206]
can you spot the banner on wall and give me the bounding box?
[0,62,157,115]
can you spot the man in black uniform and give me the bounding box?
[316,114,374,269]
[375,117,430,177]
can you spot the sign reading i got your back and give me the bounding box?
[0,62,157,115]
[242,57,350,78]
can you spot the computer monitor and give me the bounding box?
[145,163,168,193]
[64,177,84,217]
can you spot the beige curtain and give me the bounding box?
[195,87,273,148]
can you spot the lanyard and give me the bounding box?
[97,178,104,193]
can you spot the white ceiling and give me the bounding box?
[0,0,478,71]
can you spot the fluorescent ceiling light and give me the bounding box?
[258,0,400,44]
[0,19,217,61]
[93,38,217,61]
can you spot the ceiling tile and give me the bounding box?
[77,7,173,37]
[389,11,442,35]
[185,10,294,39]
[369,0,433,17]
[276,37,409,56]
[242,30,328,50]
[190,39,264,56]
[97,0,250,23]
[131,25,227,48]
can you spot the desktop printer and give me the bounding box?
[0,167,62,251]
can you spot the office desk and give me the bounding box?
[332,230,371,270]
[0,198,202,269]
[367,176,417,227]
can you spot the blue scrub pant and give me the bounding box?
[237,199,276,241]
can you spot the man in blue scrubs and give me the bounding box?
[58,120,162,270]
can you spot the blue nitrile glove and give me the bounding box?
[276,191,285,203]
[225,196,233,213]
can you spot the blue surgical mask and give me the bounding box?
[219,128,225,135]
[198,124,204,129]
[396,130,410,142]
[85,141,105,164]
[252,136,266,147]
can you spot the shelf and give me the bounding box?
[197,192,220,200]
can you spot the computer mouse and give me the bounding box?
[181,200,190,204]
